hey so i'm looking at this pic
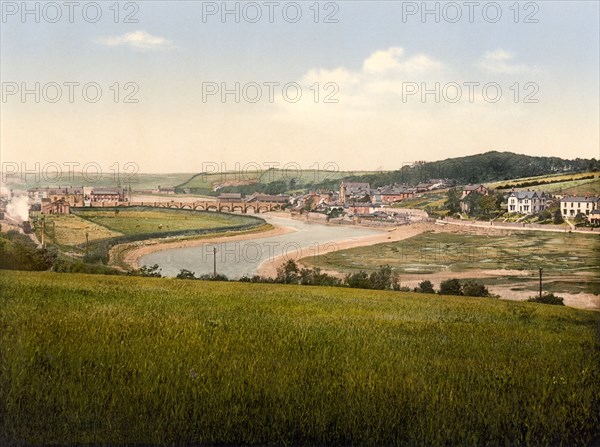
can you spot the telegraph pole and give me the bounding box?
[213,246,217,277]
[85,232,89,257]
[539,267,543,299]
[41,219,45,247]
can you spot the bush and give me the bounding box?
[439,278,463,296]
[462,280,491,297]
[553,209,564,225]
[133,264,162,278]
[176,269,197,280]
[527,293,565,306]
[345,271,372,289]
[416,280,435,294]
[198,273,229,281]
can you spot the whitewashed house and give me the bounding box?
[560,196,600,218]
[507,190,547,215]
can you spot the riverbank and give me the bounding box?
[257,222,434,277]
[111,224,295,270]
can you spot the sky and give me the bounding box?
[1,1,599,175]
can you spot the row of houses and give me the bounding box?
[460,183,600,223]
[27,187,127,215]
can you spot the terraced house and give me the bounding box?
[507,190,547,215]
[560,196,600,218]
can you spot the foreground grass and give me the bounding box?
[0,271,598,446]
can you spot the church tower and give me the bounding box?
[340,181,346,205]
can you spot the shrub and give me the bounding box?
[462,280,491,297]
[176,269,197,280]
[345,271,371,289]
[416,280,435,294]
[527,293,565,306]
[439,278,462,296]
[135,264,162,278]
[198,273,229,281]
[368,265,400,290]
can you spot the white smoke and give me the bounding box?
[6,194,30,222]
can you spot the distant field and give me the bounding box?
[554,178,600,196]
[8,173,195,191]
[177,168,375,191]
[72,208,253,236]
[487,171,599,189]
[391,191,448,213]
[39,214,123,246]
[303,230,600,294]
[1,271,598,446]
[489,172,600,197]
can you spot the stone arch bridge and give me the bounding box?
[88,200,283,214]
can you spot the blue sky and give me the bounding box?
[1,1,599,173]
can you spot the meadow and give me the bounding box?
[1,271,598,446]
[36,213,123,246]
[73,208,253,236]
[303,230,600,294]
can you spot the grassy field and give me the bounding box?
[8,173,195,191]
[177,168,374,191]
[487,171,599,189]
[36,214,123,246]
[391,191,448,214]
[303,230,600,294]
[72,208,254,236]
[0,271,598,446]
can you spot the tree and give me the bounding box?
[553,209,564,225]
[445,188,461,214]
[574,212,587,226]
[265,180,288,195]
[303,196,315,212]
[439,278,462,296]
[276,259,300,284]
[369,265,400,290]
[417,280,435,294]
[462,280,490,297]
[344,271,372,289]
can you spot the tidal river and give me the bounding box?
[139,215,380,279]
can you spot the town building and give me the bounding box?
[560,196,600,218]
[28,186,85,206]
[245,193,289,203]
[340,181,371,204]
[41,198,70,214]
[374,185,415,204]
[217,192,243,202]
[460,184,489,213]
[507,190,547,214]
[90,187,126,202]
[589,209,600,225]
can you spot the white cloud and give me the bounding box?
[478,49,537,74]
[363,47,442,75]
[95,30,173,51]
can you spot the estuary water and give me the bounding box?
[139,215,380,278]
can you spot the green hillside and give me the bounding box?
[1,271,598,446]
[175,168,376,195]
[8,173,195,191]
[311,151,600,190]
